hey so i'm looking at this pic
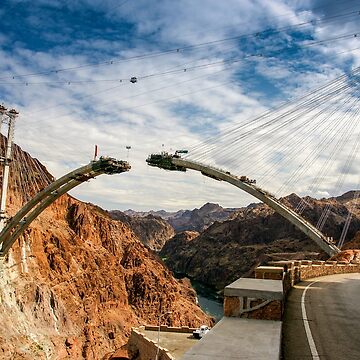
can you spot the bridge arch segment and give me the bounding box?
[0,157,130,256]
[147,154,340,256]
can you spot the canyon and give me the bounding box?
[0,141,211,360]
[160,192,360,290]
[0,140,359,359]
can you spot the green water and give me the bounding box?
[172,269,223,321]
[191,279,224,322]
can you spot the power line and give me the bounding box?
[0,8,358,81]
[111,0,132,11]
[1,30,359,87]
[18,42,360,130]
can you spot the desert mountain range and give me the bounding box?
[122,193,360,290]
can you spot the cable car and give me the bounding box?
[130,77,137,83]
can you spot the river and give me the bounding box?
[188,279,224,322]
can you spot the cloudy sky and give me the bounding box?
[0,0,359,211]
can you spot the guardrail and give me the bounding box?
[224,259,360,321]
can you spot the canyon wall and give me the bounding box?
[0,141,211,359]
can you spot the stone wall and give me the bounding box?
[224,260,360,321]
[267,260,360,299]
[127,328,174,360]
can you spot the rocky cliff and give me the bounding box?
[109,211,175,251]
[0,141,211,360]
[160,192,360,290]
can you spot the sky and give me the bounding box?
[0,0,359,211]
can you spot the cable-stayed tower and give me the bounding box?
[0,106,18,232]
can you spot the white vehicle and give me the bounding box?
[193,325,210,339]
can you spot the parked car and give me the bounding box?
[193,325,210,339]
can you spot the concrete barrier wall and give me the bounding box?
[224,260,360,321]
[144,325,196,333]
[127,328,174,360]
[265,260,360,298]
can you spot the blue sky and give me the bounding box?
[0,0,359,211]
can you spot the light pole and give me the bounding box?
[155,311,172,360]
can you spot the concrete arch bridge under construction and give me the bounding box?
[146,152,341,257]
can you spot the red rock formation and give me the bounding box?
[161,193,360,289]
[0,141,211,359]
[329,249,360,263]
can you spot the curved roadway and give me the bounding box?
[283,273,360,359]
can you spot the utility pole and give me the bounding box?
[0,107,18,232]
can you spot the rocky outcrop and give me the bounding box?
[0,141,211,359]
[161,193,360,290]
[167,203,237,232]
[343,230,360,249]
[160,231,199,264]
[125,203,238,233]
[329,249,360,263]
[109,211,175,251]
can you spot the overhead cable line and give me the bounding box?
[15,44,360,131]
[21,66,232,127]
[2,30,359,87]
[184,68,360,213]
[186,68,360,158]
[0,8,359,81]
[338,189,360,248]
[316,135,360,232]
[293,101,360,214]
[220,87,358,180]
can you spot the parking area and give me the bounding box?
[141,328,199,359]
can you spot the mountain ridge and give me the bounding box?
[123,202,239,233]
[160,191,360,290]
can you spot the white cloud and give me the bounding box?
[0,0,359,212]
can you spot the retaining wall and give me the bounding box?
[127,328,174,360]
[143,325,195,333]
[266,260,360,298]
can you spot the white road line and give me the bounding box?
[301,280,320,359]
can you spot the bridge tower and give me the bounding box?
[0,106,18,232]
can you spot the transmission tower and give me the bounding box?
[0,106,18,232]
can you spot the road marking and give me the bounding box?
[301,280,320,359]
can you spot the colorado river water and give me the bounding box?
[170,269,224,322]
[188,279,224,322]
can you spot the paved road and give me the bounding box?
[283,273,360,359]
